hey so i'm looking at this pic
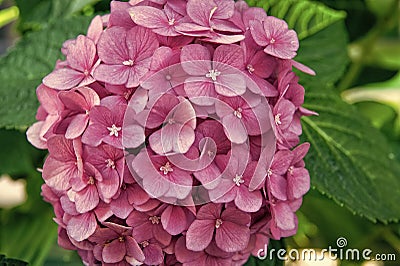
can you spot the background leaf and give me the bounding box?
[0,15,93,129]
[245,0,346,40]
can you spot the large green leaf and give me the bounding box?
[15,0,99,31]
[298,24,400,222]
[246,0,346,40]
[0,15,93,129]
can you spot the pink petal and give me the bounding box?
[93,64,130,86]
[66,35,96,72]
[75,185,100,213]
[43,68,84,90]
[103,239,126,263]
[143,243,164,265]
[67,212,97,242]
[81,123,106,147]
[129,6,168,29]
[249,19,268,46]
[197,203,222,220]
[126,26,159,62]
[213,44,244,70]
[161,205,187,235]
[181,44,212,75]
[186,0,215,25]
[222,114,247,144]
[87,15,103,43]
[273,202,296,231]
[42,157,76,190]
[184,78,216,106]
[215,221,250,252]
[235,188,262,212]
[97,27,128,64]
[26,122,47,149]
[269,174,288,201]
[126,236,145,262]
[186,220,215,251]
[65,114,89,139]
[288,168,310,199]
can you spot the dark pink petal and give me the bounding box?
[269,174,288,201]
[161,205,187,235]
[184,78,216,106]
[67,212,97,242]
[81,123,106,147]
[271,150,293,174]
[97,27,128,64]
[153,223,172,246]
[287,168,310,199]
[213,0,235,19]
[197,203,222,220]
[126,26,159,62]
[143,243,164,265]
[43,68,84,90]
[213,44,244,70]
[186,0,215,26]
[126,236,145,262]
[292,142,310,164]
[102,239,126,263]
[186,220,215,251]
[215,221,250,252]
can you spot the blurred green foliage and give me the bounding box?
[0,0,399,265]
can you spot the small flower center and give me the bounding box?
[122,59,134,66]
[168,18,175,26]
[141,240,149,248]
[267,168,273,177]
[167,118,175,125]
[288,166,294,175]
[234,107,243,119]
[207,150,215,157]
[275,114,282,125]
[165,74,172,81]
[83,69,89,76]
[160,162,173,175]
[105,159,116,169]
[88,176,95,185]
[85,110,90,115]
[247,64,255,74]
[107,124,122,137]
[149,216,160,224]
[233,174,244,186]
[206,69,221,81]
[118,236,125,242]
[215,218,223,229]
[270,38,276,44]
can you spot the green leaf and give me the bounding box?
[15,0,99,31]
[0,129,42,176]
[0,15,93,129]
[245,0,346,40]
[0,254,28,266]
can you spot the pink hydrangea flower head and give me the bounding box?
[27,0,316,264]
[250,16,299,59]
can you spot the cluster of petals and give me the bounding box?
[27,0,316,265]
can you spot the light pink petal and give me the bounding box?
[65,114,89,139]
[186,220,215,251]
[181,44,212,75]
[26,122,47,149]
[103,239,126,263]
[291,60,316,75]
[222,114,247,144]
[37,84,63,114]
[193,163,221,189]
[216,221,250,252]
[213,44,244,69]
[42,158,76,190]
[215,74,246,97]
[272,150,293,174]
[87,15,103,43]
[203,33,245,44]
[67,213,97,242]
[129,6,168,29]
[213,0,235,19]
[249,20,268,46]
[126,26,159,61]
[235,188,262,212]
[97,27,128,64]
[75,185,100,213]
[122,124,145,149]
[93,64,130,85]
[161,205,187,235]
[273,202,296,231]
[43,68,84,90]
[186,0,215,25]
[67,35,96,72]
[184,78,216,106]
[81,123,106,147]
